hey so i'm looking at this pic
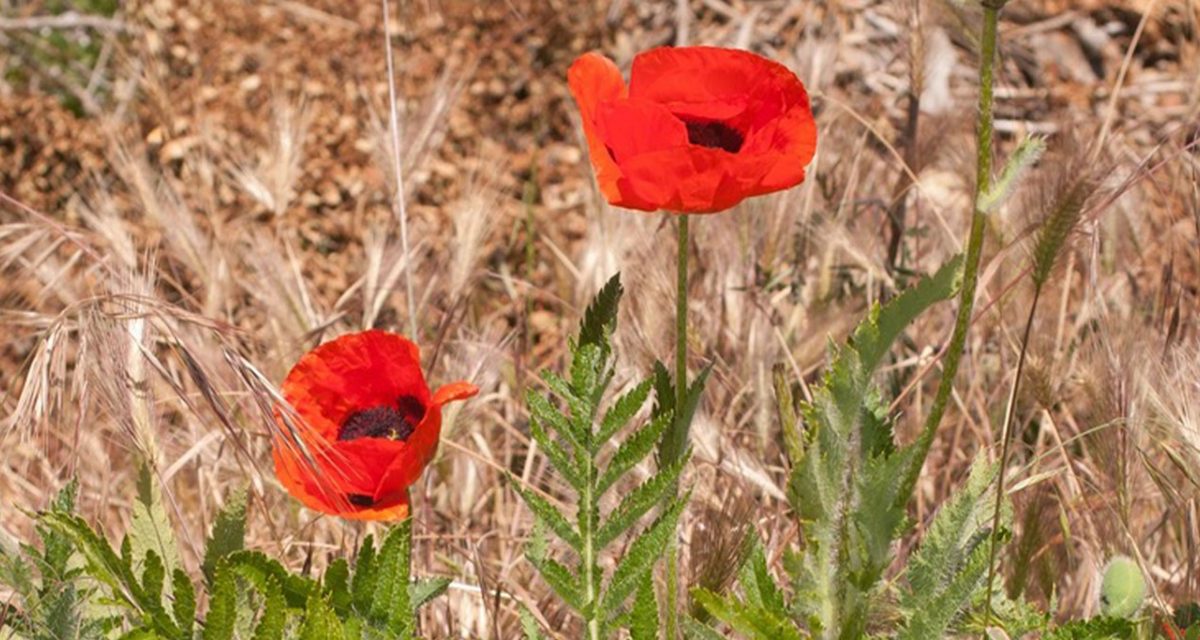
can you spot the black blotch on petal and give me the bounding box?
[338,396,425,443]
[685,120,744,153]
[347,493,375,507]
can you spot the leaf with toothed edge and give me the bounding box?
[578,273,623,351]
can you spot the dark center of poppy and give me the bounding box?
[685,120,744,153]
[337,395,425,442]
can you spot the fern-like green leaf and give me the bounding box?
[578,273,622,351]
[171,568,196,637]
[202,563,237,640]
[529,412,583,490]
[596,378,652,449]
[602,495,688,613]
[225,550,317,609]
[597,411,670,497]
[629,570,660,640]
[202,487,246,585]
[596,456,686,549]
[510,480,583,552]
[323,557,352,613]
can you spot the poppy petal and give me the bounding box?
[433,381,479,406]
[567,53,628,205]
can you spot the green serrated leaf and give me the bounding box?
[579,273,622,350]
[630,570,660,640]
[139,549,166,612]
[692,588,805,640]
[370,521,414,639]
[897,458,1000,640]
[252,575,287,640]
[602,494,688,613]
[38,512,143,610]
[738,537,787,619]
[225,550,318,609]
[511,477,582,552]
[528,388,586,454]
[202,487,246,585]
[596,456,687,549]
[300,592,345,640]
[410,576,451,610]
[529,412,583,490]
[788,255,965,639]
[596,378,653,448]
[351,534,378,613]
[171,568,196,637]
[131,465,179,585]
[525,519,582,611]
[658,365,711,468]
[597,411,670,497]
[202,563,237,640]
[323,557,352,613]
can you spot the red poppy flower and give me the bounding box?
[568,46,818,213]
[272,330,477,521]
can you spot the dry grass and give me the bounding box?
[2,0,1199,637]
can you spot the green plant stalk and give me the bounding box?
[675,214,690,429]
[583,453,601,640]
[665,212,690,640]
[897,0,1003,508]
[982,285,1041,628]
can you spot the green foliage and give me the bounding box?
[897,459,1005,639]
[1043,616,1138,639]
[515,273,688,640]
[0,477,450,639]
[691,536,803,640]
[202,487,247,584]
[691,257,983,639]
[789,256,962,639]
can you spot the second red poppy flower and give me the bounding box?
[568,46,818,213]
[272,330,477,521]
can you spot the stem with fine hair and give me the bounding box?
[982,285,1041,627]
[896,0,1004,509]
[664,212,689,640]
[675,214,690,425]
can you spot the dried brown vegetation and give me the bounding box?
[2,0,1199,636]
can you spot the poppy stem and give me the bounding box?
[897,2,1003,514]
[675,214,690,423]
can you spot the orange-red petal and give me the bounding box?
[271,330,474,522]
[567,46,818,213]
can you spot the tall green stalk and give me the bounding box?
[897,0,1005,508]
[675,214,690,425]
[665,213,689,640]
